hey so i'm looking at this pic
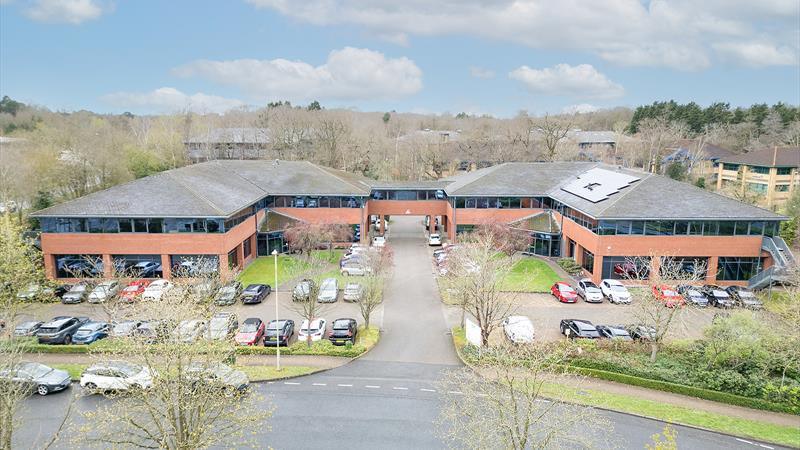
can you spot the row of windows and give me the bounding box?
[42,218,225,234]
[268,196,364,208]
[54,254,223,278]
[452,196,553,209]
[371,190,445,201]
[722,164,794,176]
[595,220,779,237]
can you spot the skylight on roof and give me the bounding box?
[561,168,639,203]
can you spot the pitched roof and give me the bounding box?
[718,147,799,167]
[663,140,735,161]
[32,160,371,218]
[444,162,596,196]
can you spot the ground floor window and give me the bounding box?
[243,238,252,258]
[54,254,103,278]
[660,257,708,279]
[257,232,287,256]
[717,257,760,281]
[456,224,476,235]
[228,248,239,269]
[112,254,162,278]
[601,256,651,280]
[526,233,561,257]
[169,255,219,277]
[581,248,595,274]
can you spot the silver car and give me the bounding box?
[343,283,364,302]
[317,278,339,303]
[88,280,121,303]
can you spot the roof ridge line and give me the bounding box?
[445,162,508,195]
[307,161,370,193]
[167,167,229,217]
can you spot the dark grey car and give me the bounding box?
[14,320,44,337]
[185,362,249,391]
[0,362,71,395]
[37,316,90,344]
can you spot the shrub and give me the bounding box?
[557,258,582,275]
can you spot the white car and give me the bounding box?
[341,260,370,276]
[80,361,153,392]
[372,236,386,248]
[575,278,604,303]
[141,279,172,301]
[298,318,327,342]
[343,282,364,302]
[88,280,121,303]
[174,319,207,343]
[600,279,632,304]
[317,278,339,303]
[502,316,535,344]
[428,233,442,246]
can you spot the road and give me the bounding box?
[12,216,791,449]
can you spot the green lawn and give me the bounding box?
[51,362,319,383]
[50,363,86,380]
[500,257,561,292]
[239,251,345,287]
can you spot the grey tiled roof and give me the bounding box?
[368,180,452,189]
[444,162,596,196]
[718,147,799,168]
[32,160,371,218]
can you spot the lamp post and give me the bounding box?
[272,249,281,371]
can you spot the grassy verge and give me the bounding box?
[500,257,561,292]
[238,255,311,286]
[49,363,319,383]
[449,327,800,448]
[49,363,86,380]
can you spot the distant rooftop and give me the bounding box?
[718,147,799,168]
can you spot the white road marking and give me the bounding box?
[420,388,436,392]
[447,391,463,395]
[758,445,774,449]
[736,439,754,444]
[535,399,551,403]
[392,387,408,390]
[337,384,353,387]
[312,383,327,386]
[284,382,301,385]
[365,385,381,389]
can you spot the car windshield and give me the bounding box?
[220,286,236,295]
[240,322,259,333]
[610,285,627,292]
[37,327,58,334]
[662,289,678,296]
[20,363,52,378]
[267,321,285,331]
[122,285,140,292]
[209,319,228,332]
[294,284,309,294]
[333,320,350,330]
[148,284,164,291]
[559,285,574,292]
[576,322,594,331]
[113,363,142,377]
[689,290,703,297]
[301,323,320,333]
[71,285,86,292]
[586,286,601,293]
[739,290,755,297]
[712,290,728,297]
[114,322,136,333]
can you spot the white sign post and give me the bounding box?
[465,318,482,347]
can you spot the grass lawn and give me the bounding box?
[50,363,86,381]
[239,250,345,287]
[500,257,561,292]
[50,362,319,383]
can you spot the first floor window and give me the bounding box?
[581,248,594,274]
[243,238,252,258]
[716,257,760,281]
[228,248,239,269]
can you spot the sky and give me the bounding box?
[1,0,799,117]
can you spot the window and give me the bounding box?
[243,238,252,258]
[54,254,103,278]
[688,221,703,235]
[717,257,760,281]
[723,163,739,171]
[616,221,632,235]
[747,182,767,193]
[581,248,594,273]
[630,221,645,235]
[112,255,162,277]
[134,219,148,233]
[734,221,749,235]
[674,221,688,235]
[777,167,793,175]
[749,166,770,174]
[118,219,133,233]
[776,184,790,192]
[169,255,219,276]
[703,221,719,236]
[228,248,239,270]
[749,221,764,235]
[148,218,163,233]
[718,221,735,236]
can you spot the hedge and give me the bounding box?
[566,364,798,415]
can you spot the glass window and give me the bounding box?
[455,197,466,208]
[717,257,760,281]
[749,166,770,174]
[191,219,206,233]
[776,167,792,175]
[734,221,749,235]
[228,248,239,269]
[723,163,739,171]
[718,221,735,236]
[87,218,103,233]
[747,182,768,193]
[630,221,645,235]
[581,249,594,273]
[775,184,790,192]
[54,254,103,278]
[674,222,688,235]
[598,221,616,235]
[243,239,252,258]
[660,221,675,235]
[749,221,764,235]
[319,197,330,207]
[134,219,148,233]
[616,221,632,235]
[477,198,490,209]
[688,221,703,235]
[763,221,777,237]
[645,221,661,235]
[119,219,133,233]
[102,219,119,233]
[703,221,719,236]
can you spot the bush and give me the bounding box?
[557,258,582,275]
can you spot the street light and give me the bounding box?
[272,249,281,371]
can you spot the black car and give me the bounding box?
[37,316,90,345]
[214,281,243,306]
[595,325,633,341]
[264,319,295,347]
[700,285,734,308]
[14,320,44,337]
[53,284,72,299]
[240,284,271,304]
[329,318,358,346]
[0,362,71,396]
[675,284,709,307]
[559,319,600,339]
[626,324,657,341]
[292,279,316,302]
[725,286,764,309]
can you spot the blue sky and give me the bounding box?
[1,0,798,117]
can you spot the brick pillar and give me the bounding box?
[379,216,385,235]
[218,253,229,279]
[102,254,113,278]
[236,243,245,269]
[44,254,56,279]
[429,215,437,233]
[160,254,172,279]
[706,256,719,283]
[592,255,603,284]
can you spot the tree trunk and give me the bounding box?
[650,342,659,363]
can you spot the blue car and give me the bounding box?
[71,321,110,345]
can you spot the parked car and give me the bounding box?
[235,317,265,345]
[132,261,161,278]
[88,280,121,303]
[141,279,173,301]
[551,282,578,303]
[206,312,238,340]
[52,284,72,299]
[317,278,339,303]
[428,233,442,246]
[725,286,764,309]
[372,236,386,248]
[185,362,249,392]
[61,282,92,304]
[80,361,153,392]
[134,320,174,344]
[329,318,358,345]
[502,316,535,344]
[627,324,657,341]
[14,320,43,337]
[240,284,271,304]
[613,262,649,279]
[675,284,709,307]
[297,318,327,343]
[72,321,110,344]
[0,362,71,396]
[37,316,90,345]
[575,279,604,303]
[596,325,633,341]
[700,285,735,308]
[651,285,685,308]
[292,279,316,302]
[214,281,243,306]
[599,279,632,304]
[559,319,600,339]
[111,320,142,338]
[341,260,370,276]
[343,282,364,302]
[264,319,295,346]
[16,284,47,300]
[118,280,151,302]
[174,319,207,343]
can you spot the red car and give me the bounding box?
[235,317,265,345]
[118,280,151,302]
[652,285,685,308]
[551,282,578,303]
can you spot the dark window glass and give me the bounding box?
[718,221,735,235]
[703,221,719,236]
[674,222,688,235]
[749,221,764,235]
[455,197,466,208]
[228,248,239,269]
[134,219,148,233]
[521,198,532,208]
[749,166,770,174]
[206,219,220,233]
[581,249,594,273]
[734,221,749,235]
[102,219,119,233]
[88,218,103,233]
[688,221,703,235]
[319,197,330,207]
[119,219,133,233]
[645,221,661,235]
[630,221,644,235]
[660,221,675,235]
[717,257,760,281]
[192,219,206,232]
[616,221,632,235]
[598,221,616,235]
[243,239,252,258]
[763,221,777,237]
[723,163,739,171]
[477,198,490,209]
[776,167,792,175]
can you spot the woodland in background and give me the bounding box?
[0,95,798,223]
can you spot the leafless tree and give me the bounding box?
[635,116,688,172]
[534,114,572,162]
[314,113,351,168]
[356,275,384,329]
[437,344,612,450]
[289,281,329,348]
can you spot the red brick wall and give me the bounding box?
[272,207,362,225]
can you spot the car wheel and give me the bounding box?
[37,384,49,396]
[84,382,97,391]
[63,335,71,345]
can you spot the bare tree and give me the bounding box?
[284,222,352,259]
[356,275,384,330]
[314,113,351,168]
[475,222,533,256]
[635,116,688,172]
[289,281,329,348]
[437,345,611,450]
[534,114,572,162]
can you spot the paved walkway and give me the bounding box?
[27,352,350,370]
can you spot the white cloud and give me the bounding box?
[562,103,599,114]
[24,0,106,24]
[509,64,625,99]
[246,0,799,69]
[101,87,246,114]
[469,66,495,79]
[172,47,422,102]
[713,42,799,67]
